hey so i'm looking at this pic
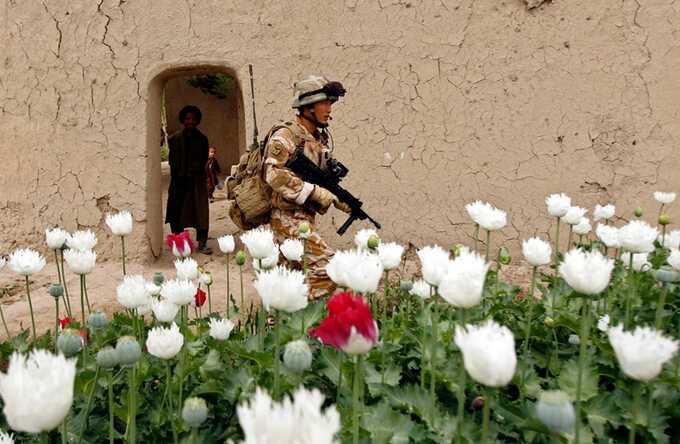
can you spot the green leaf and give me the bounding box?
[585,393,621,438]
[362,402,415,444]
[558,359,599,402]
[364,362,401,387]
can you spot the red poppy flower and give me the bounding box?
[165,231,195,257]
[194,288,207,307]
[309,292,378,355]
[59,317,74,329]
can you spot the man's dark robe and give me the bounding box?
[165,128,210,232]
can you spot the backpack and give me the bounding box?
[226,121,303,230]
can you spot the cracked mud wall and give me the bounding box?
[1,0,679,259]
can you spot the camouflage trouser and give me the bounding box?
[270,208,336,300]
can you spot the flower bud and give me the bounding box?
[115,336,142,366]
[235,250,247,266]
[57,329,83,357]
[399,280,413,292]
[199,271,213,286]
[298,221,311,239]
[568,334,580,345]
[498,246,511,265]
[659,214,670,226]
[182,397,208,428]
[367,234,380,250]
[634,207,643,218]
[283,340,313,374]
[87,311,108,330]
[535,390,575,434]
[655,266,680,283]
[153,272,165,286]
[471,396,485,410]
[544,317,554,327]
[48,283,64,299]
[96,346,119,369]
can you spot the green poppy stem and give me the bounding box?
[629,382,641,444]
[77,366,101,444]
[553,217,561,266]
[225,254,230,318]
[456,309,467,444]
[121,236,127,276]
[337,352,343,400]
[473,223,480,253]
[207,283,212,314]
[79,275,86,327]
[55,298,60,352]
[430,300,439,414]
[481,387,491,443]
[0,294,12,339]
[273,311,280,399]
[83,275,92,313]
[25,276,37,341]
[59,250,73,317]
[127,365,137,444]
[108,372,115,444]
[420,298,428,388]
[655,283,667,330]
[625,253,634,326]
[567,225,573,251]
[485,229,491,262]
[523,266,538,357]
[574,298,592,444]
[352,355,363,444]
[239,265,245,328]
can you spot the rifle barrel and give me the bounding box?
[248,64,259,147]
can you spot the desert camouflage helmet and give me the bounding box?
[291,75,346,108]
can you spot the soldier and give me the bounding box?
[263,75,351,299]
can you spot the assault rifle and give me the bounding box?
[285,149,381,235]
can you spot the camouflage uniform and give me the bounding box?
[263,117,336,299]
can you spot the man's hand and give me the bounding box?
[310,186,351,214]
[310,185,336,210]
[333,199,351,214]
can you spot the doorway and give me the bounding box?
[145,64,246,257]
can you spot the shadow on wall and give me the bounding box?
[146,64,246,258]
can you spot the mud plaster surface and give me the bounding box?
[1,0,680,261]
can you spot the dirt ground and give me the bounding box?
[0,164,532,338]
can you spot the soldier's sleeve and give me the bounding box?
[263,128,315,204]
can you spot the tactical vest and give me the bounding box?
[226,121,304,230]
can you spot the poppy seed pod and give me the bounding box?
[235,251,247,266]
[298,221,311,239]
[367,234,380,250]
[283,340,313,374]
[48,284,64,299]
[87,311,108,330]
[182,397,208,428]
[115,336,141,367]
[498,246,511,265]
[535,390,575,434]
[153,272,165,286]
[96,346,119,369]
[399,280,413,292]
[57,329,83,357]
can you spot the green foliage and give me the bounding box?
[186,74,235,99]
[1,242,679,442]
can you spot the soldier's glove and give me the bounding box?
[333,199,352,214]
[310,186,336,212]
